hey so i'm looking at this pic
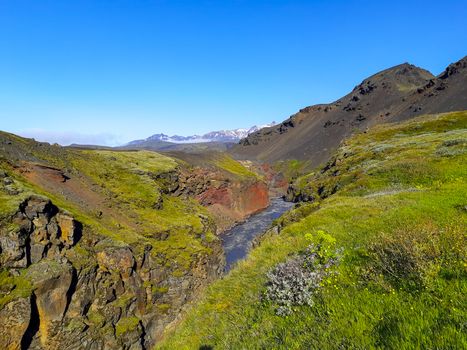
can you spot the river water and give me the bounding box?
[221,197,294,272]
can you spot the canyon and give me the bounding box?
[0,56,466,349]
[0,134,276,349]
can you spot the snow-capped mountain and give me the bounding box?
[127,123,276,146]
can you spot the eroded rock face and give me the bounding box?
[0,196,225,349]
[0,196,80,268]
[198,180,269,233]
[26,258,74,348]
[172,168,270,233]
[0,297,31,350]
[96,247,135,279]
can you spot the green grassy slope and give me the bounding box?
[164,150,260,180]
[158,111,467,349]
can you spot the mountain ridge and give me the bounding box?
[231,56,467,166]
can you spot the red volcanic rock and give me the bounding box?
[173,165,271,233]
[194,178,269,233]
[197,186,232,207]
[197,181,268,213]
[237,181,269,214]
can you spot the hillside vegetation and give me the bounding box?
[158,111,467,349]
[0,144,213,266]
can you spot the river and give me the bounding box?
[221,197,294,272]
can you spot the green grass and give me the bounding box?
[213,154,259,179]
[273,159,311,180]
[115,316,140,337]
[0,190,28,220]
[290,111,467,200]
[67,150,177,208]
[0,163,36,220]
[157,111,467,349]
[0,269,33,309]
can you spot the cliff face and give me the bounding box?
[0,196,224,350]
[199,179,269,233]
[163,153,271,233]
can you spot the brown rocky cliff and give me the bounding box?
[0,196,225,349]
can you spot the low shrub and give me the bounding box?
[364,222,465,292]
[264,243,342,316]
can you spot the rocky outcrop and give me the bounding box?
[26,258,74,348]
[140,166,270,232]
[198,180,269,232]
[170,167,270,233]
[0,196,81,349]
[0,196,225,349]
[0,196,80,268]
[0,297,31,349]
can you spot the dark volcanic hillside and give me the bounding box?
[231,56,467,166]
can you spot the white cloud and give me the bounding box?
[16,129,124,147]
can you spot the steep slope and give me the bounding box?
[0,133,268,349]
[158,111,467,349]
[231,56,467,166]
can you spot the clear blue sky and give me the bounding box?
[1,0,466,145]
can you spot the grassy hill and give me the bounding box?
[0,140,213,265]
[158,111,467,349]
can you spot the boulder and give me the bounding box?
[0,297,31,350]
[26,258,74,348]
[56,213,77,248]
[96,247,135,279]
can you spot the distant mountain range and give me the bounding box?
[126,123,276,146]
